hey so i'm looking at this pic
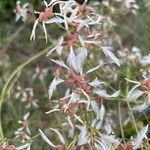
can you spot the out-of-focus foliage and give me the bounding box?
[0,0,16,21]
[0,0,150,149]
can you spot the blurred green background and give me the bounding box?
[0,0,150,149]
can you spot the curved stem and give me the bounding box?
[0,45,52,141]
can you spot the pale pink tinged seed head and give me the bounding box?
[5,145,16,150]
[39,7,54,22]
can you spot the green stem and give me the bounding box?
[126,100,138,133]
[126,66,138,133]
[0,45,52,141]
[118,101,125,143]
[86,61,115,92]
